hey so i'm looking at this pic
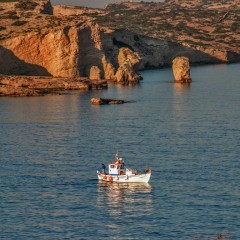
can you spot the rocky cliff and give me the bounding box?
[0,0,239,80]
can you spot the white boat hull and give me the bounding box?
[97,171,151,183]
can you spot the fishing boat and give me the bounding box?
[97,153,152,183]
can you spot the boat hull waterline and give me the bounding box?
[97,171,151,183]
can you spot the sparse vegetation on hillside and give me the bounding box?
[0,26,6,31]
[15,0,37,10]
[3,10,19,19]
[0,0,239,53]
[82,0,239,51]
[11,20,27,26]
[0,0,17,2]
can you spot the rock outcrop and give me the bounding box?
[0,75,107,96]
[37,0,53,15]
[115,63,142,84]
[53,5,103,16]
[89,66,101,80]
[172,57,192,83]
[117,47,141,67]
[0,27,80,77]
[114,47,142,84]
[91,98,125,105]
[102,56,115,80]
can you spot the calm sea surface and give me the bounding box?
[1,64,240,239]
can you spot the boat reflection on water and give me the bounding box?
[97,182,153,217]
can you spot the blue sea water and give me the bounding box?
[0,63,240,239]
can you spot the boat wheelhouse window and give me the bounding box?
[110,165,115,168]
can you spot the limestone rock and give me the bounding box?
[172,57,192,82]
[102,56,115,80]
[90,23,102,50]
[115,63,142,84]
[1,27,80,77]
[118,47,141,67]
[91,98,125,105]
[114,47,142,84]
[104,63,115,80]
[89,66,101,80]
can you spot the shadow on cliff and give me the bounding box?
[77,27,105,77]
[166,41,223,65]
[109,29,240,69]
[0,46,51,76]
[75,26,232,79]
[168,41,240,67]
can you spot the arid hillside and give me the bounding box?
[0,0,239,80]
[95,0,240,53]
[0,0,91,40]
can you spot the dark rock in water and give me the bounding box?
[91,98,125,105]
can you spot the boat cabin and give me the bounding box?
[108,156,125,176]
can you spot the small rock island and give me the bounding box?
[91,98,125,105]
[172,57,192,83]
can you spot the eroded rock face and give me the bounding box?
[114,47,142,84]
[172,57,192,82]
[118,47,141,67]
[115,63,142,84]
[1,27,80,77]
[0,20,108,78]
[102,56,115,80]
[89,66,101,80]
[0,75,107,96]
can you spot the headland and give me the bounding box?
[0,0,239,95]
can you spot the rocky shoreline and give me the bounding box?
[0,75,107,96]
[0,0,239,96]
